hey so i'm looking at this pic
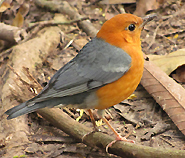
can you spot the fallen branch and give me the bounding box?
[0,23,27,43]
[37,108,185,158]
[27,17,89,31]
[26,17,89,41]
[35,0,98,37]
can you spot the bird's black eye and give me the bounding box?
[128,24,136,31]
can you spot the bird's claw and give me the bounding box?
[82,128,101,142]
[106,136,135,153]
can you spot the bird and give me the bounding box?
[5,13,156,149]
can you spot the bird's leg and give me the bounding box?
[98,114,135,152]
[87,109,99,131]
[83,109,134,152]
[82,109,100,142]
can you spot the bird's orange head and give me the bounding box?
[97,14,153,49]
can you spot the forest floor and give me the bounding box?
[0,0,185,157]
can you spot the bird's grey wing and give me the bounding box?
[29,37,131,104]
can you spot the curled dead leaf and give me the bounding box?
[0,2,11,12]
[141,60,185,135]
[12,2,30,27]
[12,11,24,27]
[148,48,185,75]
[172,65,185,83]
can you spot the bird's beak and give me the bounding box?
[140,14,157,29]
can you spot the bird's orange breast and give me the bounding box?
[95,45,144,109]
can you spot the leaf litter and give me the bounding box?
[1,0,185,157]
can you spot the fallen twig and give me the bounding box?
[147,23,161,50]
[27,17,89,39]
[37,108,185,158]
[35,0,98,37]
[0,23,27,44]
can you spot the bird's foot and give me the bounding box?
[106,135,135,152]
[82,127,101,142]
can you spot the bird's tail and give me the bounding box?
[5,101,41,120]
[5,98,65,120]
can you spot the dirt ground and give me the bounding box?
[0,0,185,157]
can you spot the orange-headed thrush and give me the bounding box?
[5,13,156,146]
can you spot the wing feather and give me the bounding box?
[28,37,131,104]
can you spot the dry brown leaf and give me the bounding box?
[0,2,11,12]
[12,11,24,27]
[134,0,160,16]
[12,2,29,27]
[74,38,88,49]
[172,65,185,83]
[148,49,185,75]
[18,3,29,17]
[100,0,136,5]
[141,60,185,135]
